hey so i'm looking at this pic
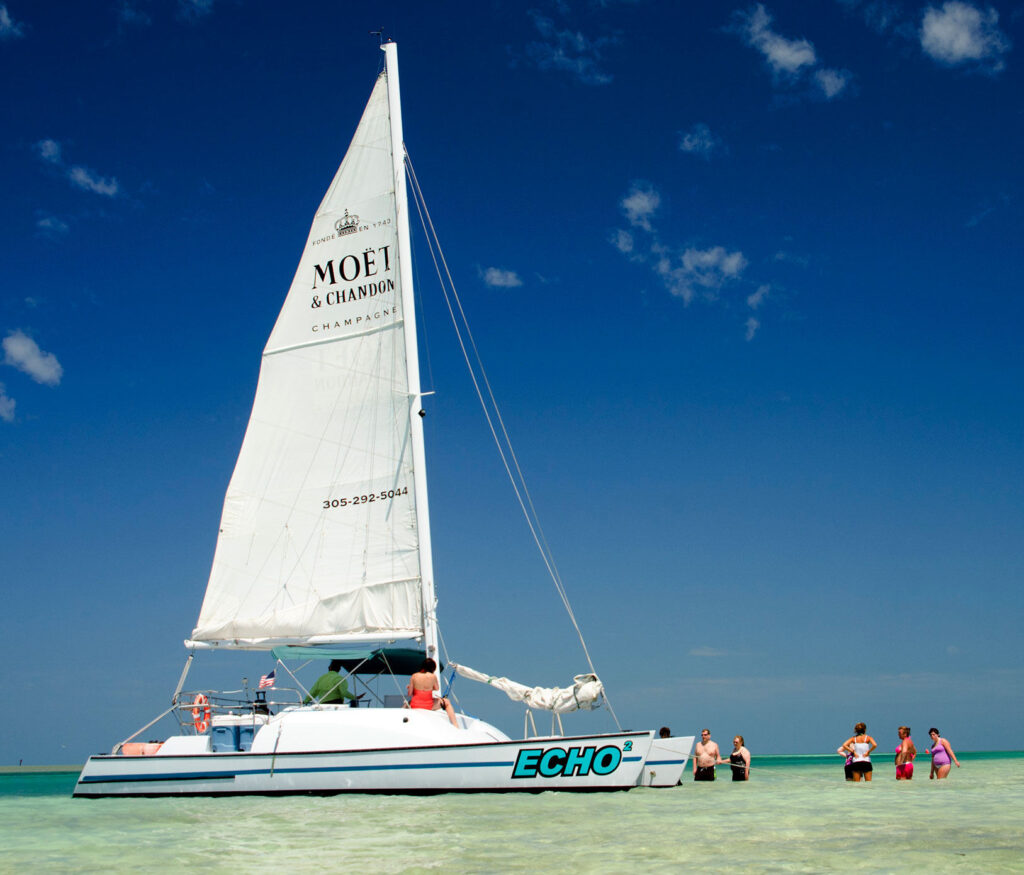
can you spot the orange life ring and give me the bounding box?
[192,693,211,733]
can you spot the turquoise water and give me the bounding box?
[1,753,1022,872]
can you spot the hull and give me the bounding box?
[74,708,693,796]
[640,735,695,787]
[75,731,661,797]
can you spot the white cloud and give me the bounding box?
[2,331,63,386]
[920,1,1010,71]
[649,245,748,305]
[682,246,748,288]
[178,0,214,21]
[835,0,903,34]
[35,140,121,197]
[678,123,721,159]
[815,68,851,98]
[481,267,523,288]
[620,183,660,231]
[735,4,817,76]
[36,214,69,235]
[0,383,14,422]
[733,4,851,100]
[525,11,617,85]
[747,284,770,309]
[745,316,760,341]
[612,185,768,332]
[35,139,62,164]
[0,3,25,40]
[117,1,153,28]
[69,166,119,197]
[611,229,634,254]
[773,249,809,266]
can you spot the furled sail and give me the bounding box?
[451,664,605,713]
[189,71,425,648]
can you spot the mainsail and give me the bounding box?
[189,66,431,649]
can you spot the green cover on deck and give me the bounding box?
[270,646,430,675]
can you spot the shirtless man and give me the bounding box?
[693,728,722,781]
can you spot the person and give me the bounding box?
[659,727,672,738]
[925,728,960,779]
[841,722,877,782]
[304,659,361,705]
[895,726,917,780]
[407,658,459,727]
[729,735,750,781]
[837,744,854,781]
[693,728,722,781]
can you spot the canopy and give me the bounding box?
[271,645,429,675]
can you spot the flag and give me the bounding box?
[259,670,275,689]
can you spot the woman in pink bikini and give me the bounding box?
[895,726,916,779]
[926,728,960,779]
[407,658,459,727]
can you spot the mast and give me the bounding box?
[383,41,439,662]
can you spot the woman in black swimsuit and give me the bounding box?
[729,735,750,781]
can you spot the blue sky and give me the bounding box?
[2,0,1021,764]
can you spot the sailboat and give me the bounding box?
[73,42,693,797]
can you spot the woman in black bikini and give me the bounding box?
[729,735,750,781]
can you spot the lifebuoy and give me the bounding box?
[192,693,211,733]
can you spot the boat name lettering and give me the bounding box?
[311,246,392,291]
[323,486,408,509]
[512,744,622,779]
[311,308,395,332]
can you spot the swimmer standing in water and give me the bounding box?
[841,722,877,782]
[895,726,916,780]
[926,728,960,779]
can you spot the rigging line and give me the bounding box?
[406,159,597,652]
[404,160,559,597]
[436,625,462,709]
[406,158,586,640]
[406,155,620,730]
[407,173,583,651]
[408,207,436,395]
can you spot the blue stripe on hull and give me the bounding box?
[80,753,645,785]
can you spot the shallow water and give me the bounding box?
[1,753,1021,872]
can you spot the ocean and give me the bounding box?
[1,753,1021,872]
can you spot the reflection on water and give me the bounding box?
[1,753,1021,872]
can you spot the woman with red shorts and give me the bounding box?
[407,657,459,727]
[895,726,916,779]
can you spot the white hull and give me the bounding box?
[74,707,692,797]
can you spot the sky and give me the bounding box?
[1,0,1022,765]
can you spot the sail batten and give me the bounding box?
[191,67,428,650]
[264,318,406,357]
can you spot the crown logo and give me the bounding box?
[334,210,359,237]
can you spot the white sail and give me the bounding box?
[189,70,426,648]
[451,664,606,713]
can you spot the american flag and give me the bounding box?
[258,670,275,689]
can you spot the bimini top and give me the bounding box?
[271,645,432,676]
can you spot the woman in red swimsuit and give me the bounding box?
[407,658,459,727]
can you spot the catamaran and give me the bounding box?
[74,42,693,797]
